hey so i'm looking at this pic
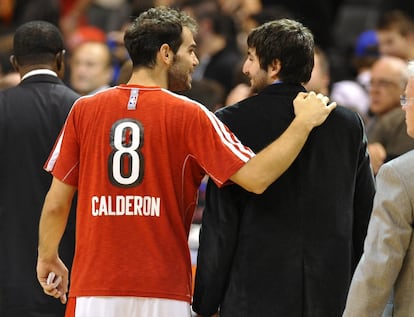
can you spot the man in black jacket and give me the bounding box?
[0,21,78,316]
[193,19,376,317]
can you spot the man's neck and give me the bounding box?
[127,66,168,88]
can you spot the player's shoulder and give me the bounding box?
[162,88,211,112]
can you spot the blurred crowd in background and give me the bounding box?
[0,0,412,98]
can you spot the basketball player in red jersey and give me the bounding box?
[36,7,335,317]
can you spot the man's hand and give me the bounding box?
[367,142,386,175]
[37,256,69,304]
[293,91,336,131]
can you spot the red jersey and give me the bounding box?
[45,85,255,302]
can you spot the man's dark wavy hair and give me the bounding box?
[247,18,314,84]
[124,6,197,69]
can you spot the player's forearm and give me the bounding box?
[38,204,69,260]
[230,116,312,194]
[38,179,75,260]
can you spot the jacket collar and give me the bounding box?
[20,72,62,86]
[261,82,306,95]
[21,69,57,81]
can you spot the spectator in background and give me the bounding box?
[378,0,414,21]
[225,77,252,105]
[60,0,130,85]
[65,24,106,52]
[192,11,242,94]
[352,30,380,93]
[180,78,226,112]
[69,41,113,95]
[343,60,414,317]
[303,46,331,96]
[85,0,130,33]
[330,29,380,121]
[0,20,77,317]
[0,70,20,90]
[217,0,262,21]
[376,10,414,61]
[60,0,130,39]
[366,56,414,174]
[0,53,20,90]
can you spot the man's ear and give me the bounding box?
[269,59,281,77]
[160,43,173,65]
[9,55,19,72]
[56,50,65,71]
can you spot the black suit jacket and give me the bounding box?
[193,83,376,317]
[0,74,79,317]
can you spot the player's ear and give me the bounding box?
[160,44,173,65]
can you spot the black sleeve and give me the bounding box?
[353,113,376,267]
[192,178,243,316]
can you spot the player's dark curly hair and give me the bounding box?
[124,6,197,69]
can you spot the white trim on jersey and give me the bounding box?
[44,95,86,172]
[202,108,255,161]
[44,130,64,172]
[162,89,255,162]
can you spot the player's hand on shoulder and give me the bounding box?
[293,91,336,130]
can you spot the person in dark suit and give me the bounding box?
[192,18,376,317]
[0,20,78,317]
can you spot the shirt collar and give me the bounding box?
[272,80,283,85]
[21,69,58,81]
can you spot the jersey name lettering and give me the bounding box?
[91,195,160,217]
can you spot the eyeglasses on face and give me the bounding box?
[400,95,414,107]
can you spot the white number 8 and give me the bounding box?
[109,119,144,187]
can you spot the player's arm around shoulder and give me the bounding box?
[230,91,336,194]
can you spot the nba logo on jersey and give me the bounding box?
[128,88,139,110]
